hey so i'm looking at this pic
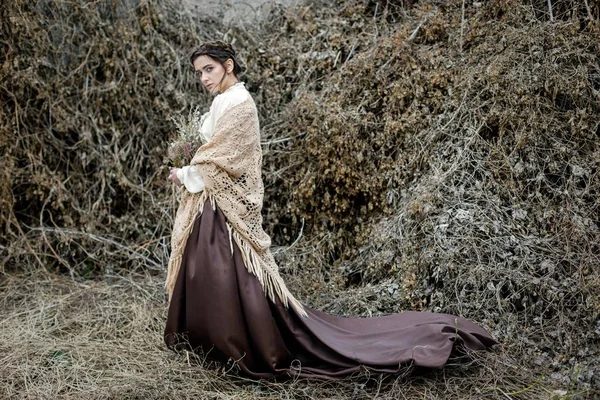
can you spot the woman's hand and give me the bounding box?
[168,167,183,186]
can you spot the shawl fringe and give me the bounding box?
[165,195,307,317]
[165,191,208,299]
[229,226,307,317]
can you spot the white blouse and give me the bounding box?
[176,82,249,193]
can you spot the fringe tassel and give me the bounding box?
[230,227,307,318]
[166,192,307,318]
[226,224,234,256]
[165,191,208,300]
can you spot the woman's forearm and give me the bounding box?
[176,166,205,193]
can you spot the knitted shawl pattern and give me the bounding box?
[166,98,306,317]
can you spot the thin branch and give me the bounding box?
[583,0,593,21]
[460,0,466,52]
[26,226,164,270]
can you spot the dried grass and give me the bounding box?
[0,271,568,399]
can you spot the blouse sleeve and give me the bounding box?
[176,166,205,193]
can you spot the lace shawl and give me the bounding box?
[166,98,306,317]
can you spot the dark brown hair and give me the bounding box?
[189,41,243,77]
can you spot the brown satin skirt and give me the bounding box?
[164,200,496,379]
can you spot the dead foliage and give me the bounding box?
[1,0,218,276]
[258,0,600,392]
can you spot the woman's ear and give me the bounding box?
[226,59,234,74]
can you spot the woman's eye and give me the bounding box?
[206,67,212,72]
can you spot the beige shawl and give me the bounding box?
[166,98,306,317]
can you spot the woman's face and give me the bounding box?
[193,55,234,95]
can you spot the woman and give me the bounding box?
[165,41,495,379]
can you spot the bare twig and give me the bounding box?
[583,0,593,21]
[26,226,163,270]
[460,0,466,52]
[409,17,426,41]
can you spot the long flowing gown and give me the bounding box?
[164,200,496,379]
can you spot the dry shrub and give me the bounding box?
[0,0,218,276]
[259,0,600,392]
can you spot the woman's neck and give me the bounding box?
[218,77,239,94]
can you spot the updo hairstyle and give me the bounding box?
[189,41,243,77]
